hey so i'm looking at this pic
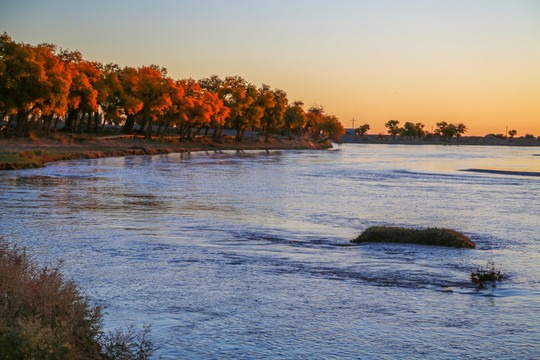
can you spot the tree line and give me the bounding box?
[0,33,345,142]
[354,120,468,142]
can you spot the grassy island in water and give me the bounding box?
[352,226,476,248]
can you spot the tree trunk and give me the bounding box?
[100,118,106,134]
[93,112,101,132]
[264,125,270,143]
[64,109,77,131]
[212,124,222,140]
[44,115,53,137]
[5,114,15,137]
[77,112,86,134]
[123,114,135,133]
[185,126,193,140]
[235,125,244,142]
[15,110,28,137]
[160,122,170,139]
[156,121,164,137]
[192,126,204,138]
[52,116,60,135]
[86,112,92,133]
[23,113,37,136]
[138,119,147,134]
[144,120,153,139]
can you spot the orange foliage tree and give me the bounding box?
[1,33,345,142]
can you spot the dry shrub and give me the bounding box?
[0,238,156,359]
[470,260,505,287]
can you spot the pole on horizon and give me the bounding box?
[352,118,355,130]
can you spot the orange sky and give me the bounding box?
[1,0,539,136]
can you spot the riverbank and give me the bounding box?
[340,133,540,146]
[0,134,332,170]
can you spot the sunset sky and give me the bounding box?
[1,0,539,135]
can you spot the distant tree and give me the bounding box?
[354,123,370,137]
[385,120,400,140]
[398,122,424,140]
[455,123,467,143]
[436,122,457,143]
[400,122,416,140]
[414,122,426,139]
[508,129,517,139]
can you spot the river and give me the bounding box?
[1,144,539,359]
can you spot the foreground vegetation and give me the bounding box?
[0,33,344,144]
[0,238,155,359]
[351,226,476,248]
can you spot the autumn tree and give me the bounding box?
[385,120,400,140]
[319,114,345,142]
[118,67,145,133]
[218,76,256,142]
[59,50,101,133]
[304,106,324,138]
[259,86,287,143]
[282,101,306,139]
[230,85,263,141]
[136,66,172,139]
[198,75,230,137]
[28,43,72,136]
[118,66,171,138]
[304,106,344,142]
[200,91,230,138]
[0,34,47,136]
[94,63,130,132]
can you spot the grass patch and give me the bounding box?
[351,226,476,248]
[0,238,156,359]
[470,260,505,287]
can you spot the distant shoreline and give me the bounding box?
[0,134,331,171]
[340,133,540,147]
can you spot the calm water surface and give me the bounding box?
[1,144,539,359]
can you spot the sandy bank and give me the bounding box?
[0,135,332,170]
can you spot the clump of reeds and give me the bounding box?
[351,226,476,248]
[0,238,155,359]
[470,260,505,287]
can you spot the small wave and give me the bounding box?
[461,168,540,177]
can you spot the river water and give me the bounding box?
[1,144,539,359]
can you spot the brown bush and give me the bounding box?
[0,238,156,359]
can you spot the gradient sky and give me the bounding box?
[1,0,539,135]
